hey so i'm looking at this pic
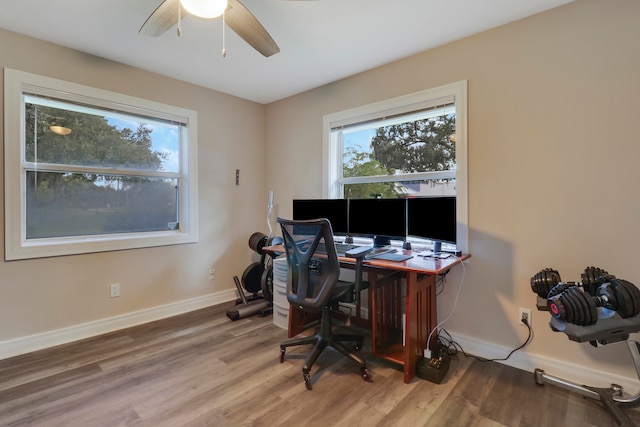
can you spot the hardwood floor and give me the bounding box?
[1,303,639,426]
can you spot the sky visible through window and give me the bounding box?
[107,117,180,173]
[343,128,375,164]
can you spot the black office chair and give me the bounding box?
[277,217,373,390]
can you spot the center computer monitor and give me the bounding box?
[292,199,349,235]
[347,198,407,247]
[407,196,457,252]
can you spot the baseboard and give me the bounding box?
[448,330,640,394]
[0,290,237,361]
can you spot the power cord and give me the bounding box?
[437,317,534,363]
[424,255,534,362]
[425,256,465,358]
[435,269,450,296]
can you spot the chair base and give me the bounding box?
[279,306,372,390]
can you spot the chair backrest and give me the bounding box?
[277,217,341,313]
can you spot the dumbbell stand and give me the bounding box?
[534,340,640,427]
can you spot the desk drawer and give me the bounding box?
[273,301,289,330]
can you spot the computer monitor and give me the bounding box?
[407,196,457,252]
[348,198,407,247]
[292,199,349,235]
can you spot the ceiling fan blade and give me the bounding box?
[226,0,280,57]
[139,0,181,36]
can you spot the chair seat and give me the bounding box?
[331,280,354,302]
[331,280,371,304]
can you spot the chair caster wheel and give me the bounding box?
[361,367,373,382]
[279,347,286,363]
[303,372,312,390]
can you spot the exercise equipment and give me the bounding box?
[227,191,283,321]
[533,267,640,327]
[530,266,640,426]
[226,231,283,321]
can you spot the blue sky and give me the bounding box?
[343,128,375,163]
[107,117,180,172]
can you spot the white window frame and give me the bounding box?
[4,68,199,260]
[322,81,468,253]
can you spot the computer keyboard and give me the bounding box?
[316,242,358,256]
[369,247,393,256]
[335,243,356,253]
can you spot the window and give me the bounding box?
[323,81,468,252]
[4,69,198,260]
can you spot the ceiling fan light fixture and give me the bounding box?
[180,0,228,19]
[50,125,72,136]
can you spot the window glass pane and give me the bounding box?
[26,171,179,238]
[344,179,455,199]
[5,69,198,259]
[341,105,456,199]
[324,81,467,252]
[342,106,456,179]
[401,178,456,197]
[343,182,404,199]
[25,95,181,173]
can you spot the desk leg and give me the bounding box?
[288,306,319,338]
[370,271,403,360]
[404,272,437,384]
[369,270,437,384]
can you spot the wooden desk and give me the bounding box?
[360,253,469,383]
[265,245,469,384]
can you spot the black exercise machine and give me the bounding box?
[226,231,282,321]
[530,266,640,426]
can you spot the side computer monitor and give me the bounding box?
[407,196,457,252]
[348,198,407,247]
[292,199,349,235]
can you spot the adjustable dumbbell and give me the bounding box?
[580,266,640,317]
[547,282,598,326]
[530,268,562,298]
[581,266,612,297]
[547,278,640,326]
[596,278,640,318]
[531,266,611,299]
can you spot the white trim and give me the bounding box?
[4,68,199,260]
[341,170,456,185]
[454,81,469,254]
[325,92,456,130]
[0,290,237,360]
[449,330,640,395]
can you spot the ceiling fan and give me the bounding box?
[139,0,281,57]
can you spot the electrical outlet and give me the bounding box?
[110,283,120,298]
[208,269,215,281]
[519,307,531,326]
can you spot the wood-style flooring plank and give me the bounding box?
[1,304,640,426]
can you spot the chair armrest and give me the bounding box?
[345,246,372,259]
[345,246,372,305]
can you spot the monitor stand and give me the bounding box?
[344,235,354,244]
[373,235,391,248]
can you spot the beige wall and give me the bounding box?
[265,0,640,383]
[0,29,267,344]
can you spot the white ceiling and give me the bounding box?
[0,0,573,104]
